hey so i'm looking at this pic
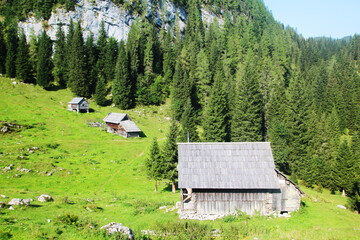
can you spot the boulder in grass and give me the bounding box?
[0,202,5,208]
[100,222,134,240]
[8,198,22,206]
[38,194,53,202]
[21,199,33,206]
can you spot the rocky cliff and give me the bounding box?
[18,0,222,42]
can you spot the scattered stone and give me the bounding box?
[31,147,39,150]
[47,219,51,223]
[176,201,181,209]
[12,81,17,85]
[0,202,5,208]
[47,170,55,176]
[21,199,33,206]
[9,206,14,210]
[38,194,53,202]
[8,198,23,206]
[1,195,8,198]
[159,206,167,210]
[337,205,346,209]
[100,222,134,240]
[165,117,171,121]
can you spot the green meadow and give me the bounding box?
[1,77,360,239]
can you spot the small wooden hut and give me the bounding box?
[178,142,303,219]
[103,113,141,138]
[67,97,89,113]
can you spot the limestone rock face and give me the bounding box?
[18,0,191,42]
[100,222,134,239]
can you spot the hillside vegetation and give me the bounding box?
[1,77,360,239]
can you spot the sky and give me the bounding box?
[262,0,360,39]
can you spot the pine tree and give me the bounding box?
[5,27,18,78]
[68,21,90,97]
[179,99,200,142]
[145,137,164,193]
[36,30,53,88]
[0,22,6,74]
[53,24,67,86]
[16,31,34,83]
[202,64,230,142]
[163,121,179,193]
[113,41,132,109]
[231,52,264,142]
[94,76,107,106]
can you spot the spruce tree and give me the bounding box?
[68,21,90,97]
[5,27,18,78]
[202,64,230,142]
[36,30,53,88]
[16,32,33,83]
[179,99,200,142]
[163,121,179,193]
[103,37,118,82]
[94,76,107,106]
[53,24,67,86]
[0,22,6,74]
[65,19,74,85]
[96,20,108,79]
[85,34,98,95]
[145,137,164,193]
[231,53,264,142]
[29,31,38,80]
[113,41,132,109]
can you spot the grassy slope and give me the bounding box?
[0,77,360,239]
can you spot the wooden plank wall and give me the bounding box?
[194,189,281,215]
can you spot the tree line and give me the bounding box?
[0,0,359,211]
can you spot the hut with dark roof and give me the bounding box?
[67,97,89,113]
[177,142,303,219]
[103,113,141,138]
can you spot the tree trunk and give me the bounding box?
[155,180,157,193]
[172,180,176,193]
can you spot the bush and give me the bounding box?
[56,213,80,226]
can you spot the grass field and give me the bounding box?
[1,77,360,239]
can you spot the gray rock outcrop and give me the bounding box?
[8,198,23,206]
[18,0,190,42]
[100,222,134,239]
[18,0,223,42]
[38,194,53,202]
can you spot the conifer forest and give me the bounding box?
[1,0,360,212]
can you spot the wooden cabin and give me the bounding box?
[67,97,89,113]
[177,142,304,219]
[103,113,141,138]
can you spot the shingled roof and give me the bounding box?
[120,120,141,133]
[178,142,280,189]
[103,113,129,124]
[68,97,86,104]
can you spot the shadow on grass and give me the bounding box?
[29,204,42,208]
[161,182,178,193]
[45,85,67,91]
[139,131,147,138]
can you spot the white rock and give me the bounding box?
[1,195,8,198]
[337,205,346,209]
[100,222,134,239]
[8,198,23,205]
[38,194,53,202]
[176,201,181,209]
[159,206,167,210]
[9,206,14,210]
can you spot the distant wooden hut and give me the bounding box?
[67,97,89,113]
[177,142,304,219]
[103,113,141,138]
